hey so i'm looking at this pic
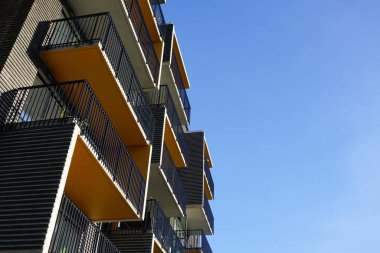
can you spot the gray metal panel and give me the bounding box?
[0,0,33,75]
[108,232,153,253]
[0,0,63,93]
[163,24,173,63]
[151,107,165,164]
[178,131,204,205]
[0,123,76,251]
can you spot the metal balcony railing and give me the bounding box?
[0,81,146,214]
[49,194,120,253]
[107,200,184,253]
[161,144,187,214]
[149,0,166,38]
[204,159,214,198]
[204,193,214,233]
[146,199,184,253]
[170,52,191,122]
[41,13,155,141]
[123,0,160,82]
[144,85,189,161]
[176,230,212,253]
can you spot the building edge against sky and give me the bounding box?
[0,1,215,253]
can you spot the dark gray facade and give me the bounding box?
[0,123,76,251]
[0,0,63,93]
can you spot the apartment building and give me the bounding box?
[0,0,215,253]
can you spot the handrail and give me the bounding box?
[170,52,191,123]
[149,0,167,38]
[144,85,189,162]
[0,81,146,214]
[204,158,214,198]
[41,13,155,141]
[204,193,214,233]
[176,229,212,253]
[161,144,187,214]
[50,194,120,253]
[123,0,160,82]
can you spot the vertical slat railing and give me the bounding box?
[161,144,187,214]
[203,193,214,233]
[176,230,212,253]
[170,52,191,123]
[41,13,155,142]
[149,0,167,38]
[146,200,184,253]
[0,81,146,215]
[123,0,160,82]
[49,194,120,253]
[144,86,189,162]
[204,159,214,198]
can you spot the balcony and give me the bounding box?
[148,144,187,218]
[161,25,191,125]
[178,132,214,235]
[107,199,184,253]
[203,159,214,200]
[65,0,163,87]
[171,51,191,123]
[176,230,212,253]
[149,0,167,38]
[0,81,147,219]
[48,194,120,253]
[145,85,189,166]
[203,195,214,235]
[40,13,154,145]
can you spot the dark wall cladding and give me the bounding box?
[0,0,33,75]
[163,24,174,63]
[178,131,204,205]
[107,232,153,253]
[0,0,63,93]
[151,107,166,164]
[0,123,76,251]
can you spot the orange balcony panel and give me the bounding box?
[185,250,201,253]
[164,116,186,168]
[204,138,213,168]
[129,144,152,180]
[173,35,190,89]
[204,175,213,200]
[139,0,162,43]
[65,137,139,221]
[153,240,165,253]
[40,45,148,147]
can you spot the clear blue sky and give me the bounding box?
[164,1,380,252]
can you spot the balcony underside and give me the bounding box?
[186,205,213,235]
[161,65,189,125]
[185,250,201,253]
[65,136,141,221]
[164,116,186,168]
[66,0,162,88]
[40,45,147,147]
[154,239,165,253]
[147,164,184,218]
[204,176,213,200]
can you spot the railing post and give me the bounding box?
[138,19,143,43]
[115,50,123,78]
[82,92,94,134]
[90,15,99,41]
[137,180,144,214]
[99,122,109,160]
[113,144,123,181]
[102,15,112,50]
[128,0,134,14]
